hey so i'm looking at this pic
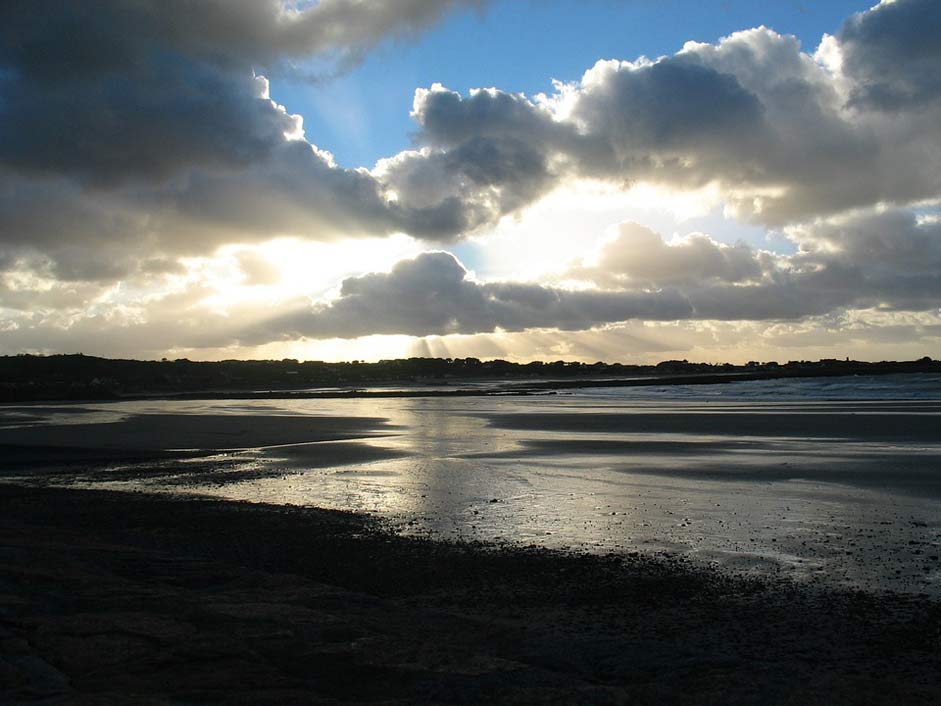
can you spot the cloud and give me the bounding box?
[252,251,693,340]
[3,206,940,360]
[788,208,941,311]
[0,64,296,185]
[0,0,484,279]
[839,0,941,109]
[6,205,940,351]
[403,314,941,366]
[0,96,484,281]
[242,255,825,342]
[247,207,941,340]
[4,0,941,282]
[395,3,941,227]
[571,57,769,171]
[236,251,281,287]
[0,1,483,78]
[0,0,484,183]
[574,222,766,287]
[1,0,941,362]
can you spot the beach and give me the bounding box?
[3,383,940,594]
[2,484,940,705]
[6,0,941,701]
[2,377,941,703]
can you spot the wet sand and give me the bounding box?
[2,483,940,705]
[1,392,940,703]
[2,397,940,596]
[0,413,397,452]
[485,408,941,442]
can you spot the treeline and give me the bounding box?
[0,353,938,402]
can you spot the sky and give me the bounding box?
[1,0,940,364]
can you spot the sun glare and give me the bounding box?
[470,180,727,282]
[187,235,424,313]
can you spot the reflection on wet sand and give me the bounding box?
[485,408,941,441]
[1,394,939,595]
[0,412,397,451]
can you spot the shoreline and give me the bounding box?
[2,398,940,601]
[2,365,940,405]
[2,484,939,705]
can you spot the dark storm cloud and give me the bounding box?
[0,1,483,77]
[0,0,482,182]
[839,0,941,109]
[0,0,485,278]
[0,62,294,184]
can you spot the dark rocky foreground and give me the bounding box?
[1,484,939,705]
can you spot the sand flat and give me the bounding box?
[1,386,940,703]
[3,394,940,595]
[484,407,941,441]
[1,484,939,705]
[0,413,396,452]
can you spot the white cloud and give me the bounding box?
[1,0,941,362]
[573,222,766,288]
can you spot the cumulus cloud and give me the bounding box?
[0,0,485,279]
[839,0,941,109]
[0,0,483,183]
[0,1,482,78]
[3,207,940,355]
[788,208,941,311]
[574,222,766,287]
[389,0,941,227]
[4,0,941,281]
[0,66,296,185]
[2,0,941,359]
[247,209,941,340]
[252,251,693,340]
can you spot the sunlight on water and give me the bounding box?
[2,374,940,595]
